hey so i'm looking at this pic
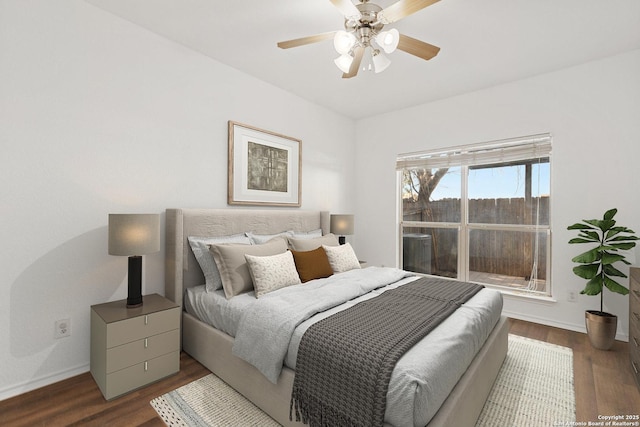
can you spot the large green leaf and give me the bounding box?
[572,264,599,279]
[571,248,600,263]
[608,235,639,242]
[568,237,597,244]
[599,219,616,232]
[603,208,618,220]
[580,230,601,241]
[580,276,603,295]
[601,252,625,265]
[567,223,595,230]
[603,276,629,295]
[603,263,627,278]
[605,228,622,239]
[608,242,637,251]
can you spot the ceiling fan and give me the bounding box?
[277,0,441,78]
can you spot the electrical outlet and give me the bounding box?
[55,318,71,339]
[567,291,577,303]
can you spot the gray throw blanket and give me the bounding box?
[290,277,484,427]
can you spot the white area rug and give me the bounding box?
[151,334,575,427]
[475,334,575,426]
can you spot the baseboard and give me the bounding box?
[503,309,630,342]
[0,363,90,401]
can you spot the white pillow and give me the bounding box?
[322,243,361,274]
[246,230,294,245]
[245,251,301,298]
[291,228,323,239]
[188,234,251,292]
[289,233,339,251]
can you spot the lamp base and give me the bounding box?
[127,256,143,308]
[338,236,346,245]
[126,300,143,308]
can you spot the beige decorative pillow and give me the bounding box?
[322,243,361,274]
[289,233,339,251]
[209,238,288,299]
[245,251,301,298]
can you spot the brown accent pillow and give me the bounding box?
[290,247,334,283]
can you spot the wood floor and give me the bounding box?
[1,318,638,426]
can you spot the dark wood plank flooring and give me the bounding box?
[1,318,638,426]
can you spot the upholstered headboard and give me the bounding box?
[165,209,330,307]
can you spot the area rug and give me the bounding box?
[151,334,575,427]
[475,334,575,426]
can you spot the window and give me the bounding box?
[397,134,551,297]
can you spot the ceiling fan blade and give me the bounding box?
[329,0,361,19]
[277,31,337,49]
[342,46,364,78]
[378,0,440,24]
[397,34,440,61]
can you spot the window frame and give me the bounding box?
[397,134,552,297]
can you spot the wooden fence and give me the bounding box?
[403,197,549,279]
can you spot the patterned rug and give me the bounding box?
[151,334,575,427]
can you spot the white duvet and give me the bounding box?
[185,267,502,427]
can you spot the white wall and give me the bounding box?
[0,1,356,399]
[355,49,640,339]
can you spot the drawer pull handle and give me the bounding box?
[144,338,148,348]
[144,315,149,325]
[144,361,148,372]
[634,337,639,348]
[633,361,639,375]
[634,312,640,322]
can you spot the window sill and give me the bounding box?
[495,287,557,304]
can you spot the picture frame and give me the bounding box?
[228,121,302,207]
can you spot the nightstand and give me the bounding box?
[630,267,640,390]
[90,293,180,400]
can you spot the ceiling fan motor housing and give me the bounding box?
[345,2,385,47]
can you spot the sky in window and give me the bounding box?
[431,163,550,201]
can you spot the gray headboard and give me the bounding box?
[165,209,330,306]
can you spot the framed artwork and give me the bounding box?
[228,121,302,207]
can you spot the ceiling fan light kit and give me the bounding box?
[277,0,442,79]
[371,49,391,73]
[334,30,357,54]
[334,53,354,73]
[376,28,400,54]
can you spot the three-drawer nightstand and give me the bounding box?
[630,267,640,390]
[90,293,180,400]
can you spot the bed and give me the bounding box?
[165,208,509,427]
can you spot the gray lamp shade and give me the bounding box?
[108,214,160,256]
[330,214,355,236]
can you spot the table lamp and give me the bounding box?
[108,213,160,308]
[330,214,354,245]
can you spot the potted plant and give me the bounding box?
[568,208,638,350]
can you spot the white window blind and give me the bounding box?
[396,134,552,170]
